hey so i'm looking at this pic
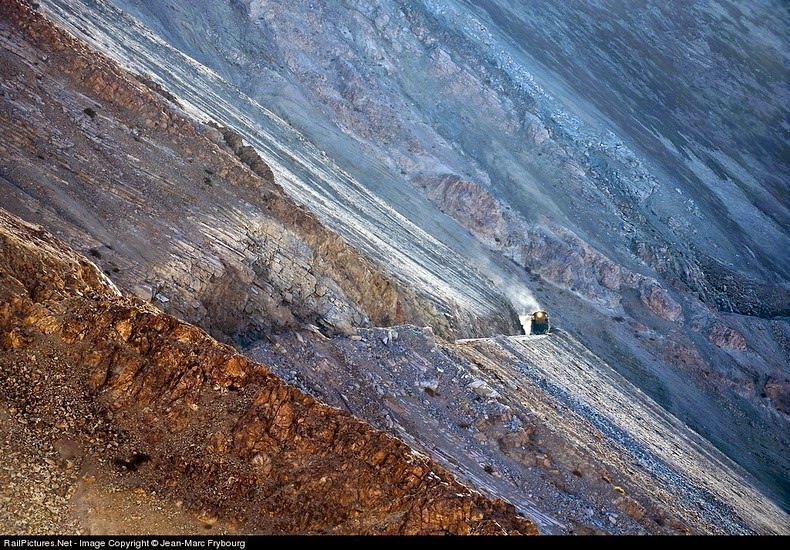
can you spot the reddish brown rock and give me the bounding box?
[763,378,790,416]
[416,174,508,247]
[705,321,747,351]
[638,280,684,323]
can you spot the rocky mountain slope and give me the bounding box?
[0,208,537,535]
[1,0,788,536]
[0,0,519,344]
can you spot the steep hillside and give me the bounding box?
[24,0,789,513]
[0,0,519,343]
[0,208,537,535]
[1,0,788,536]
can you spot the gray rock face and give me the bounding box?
[19,0,790,528]
[0,9,518,347]
[248,325,789,535]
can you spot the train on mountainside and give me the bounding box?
[529,310,550,335]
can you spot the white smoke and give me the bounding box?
[511,289,542,334]
[469,254,541,334]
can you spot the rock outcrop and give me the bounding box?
[414,180,688,323]
[416,174,508,247]
[0,207,537,535]
[705,321,747,351]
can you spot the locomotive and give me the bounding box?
[529,310,550,335]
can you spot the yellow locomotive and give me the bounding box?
[529,310,550,335]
